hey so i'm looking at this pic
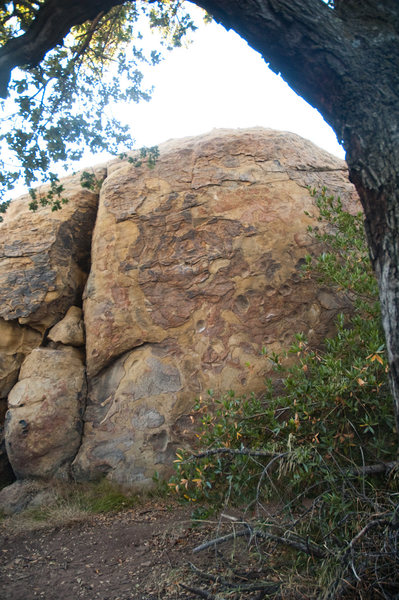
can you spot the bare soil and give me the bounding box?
[0,501,215,600]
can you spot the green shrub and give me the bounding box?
[171,188,395,507]
[169,189,399,598]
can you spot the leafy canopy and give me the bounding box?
[0,1,197,204]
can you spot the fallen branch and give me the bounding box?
[349,461,397,476]
[179,583,219,599]
[192,529,249,553]
[323,512,399,600]
[188,447,279,461]
[189,562,281,593]
[347,515,399,551]
[192,522,327,559]
[254,527,327,559]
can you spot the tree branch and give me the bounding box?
[192,523,327,559]
[350,461,397,476]
[188,562,281,593]
[187,448,283,461]
[0,0,118,97]
[179,583,217,599]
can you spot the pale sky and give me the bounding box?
[6,4,346,199]
[107,6,345,161]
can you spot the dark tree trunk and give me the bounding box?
[0,0,119,97]
[0,0,399,433]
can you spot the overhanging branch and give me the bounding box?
[0,0,120,97]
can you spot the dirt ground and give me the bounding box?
[0,501,216,600]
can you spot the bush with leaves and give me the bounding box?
[169,189,399,598]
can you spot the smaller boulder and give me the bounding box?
[0,480,55,515]
[47,306,85,347]
[0,318,42,399]
[5,346,86,479]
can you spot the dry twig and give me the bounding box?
[192,522,327,559]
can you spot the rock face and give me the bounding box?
[0,170,102,401]
[72,342,187,485]
[0,319,42,400]
[0,169,102,485]
[0,128,358,490]
[5,347,86,479]
[73,128,357,486]
[0,171,102,333]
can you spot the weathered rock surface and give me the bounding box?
[73,128,357,486]
[0,170,102,484]
[48,306,85,347]
[5,347,86,479]
[72,341,191,485]
[0,169,102,432]
[0,319,42,399]
[0,169,103,333]
[0,398,14,487]
[0,479,55,515]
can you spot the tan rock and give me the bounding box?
[48,306,85,347]
[73,342,190,487]
[85,129,356,379]
[5,346,86,479]
[76,128,358,485]
[0,168,104,333]
[0,398,14,487]
[0,318,42,399]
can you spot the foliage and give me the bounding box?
[169,189,399,597]
[0,1,197,209]
[80,170,104,193]
[171,189,394,507]
[125,144,160,168]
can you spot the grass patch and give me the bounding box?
[0,479,147,533]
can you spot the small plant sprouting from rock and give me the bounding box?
[170,189,399,599]
[80,170,104,193]
[120,145,160,169]
[28,173,68,212]
[0,198,10,222]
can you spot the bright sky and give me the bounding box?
[109,5,345,161]
[6,3,346,200]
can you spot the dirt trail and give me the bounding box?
[0,502,210,600]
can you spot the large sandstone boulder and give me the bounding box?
[0,169,104,334]
[5,346,86,479]
[74,128,357,487]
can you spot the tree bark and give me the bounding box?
[1,0,399,434]
[0,0,119,97]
